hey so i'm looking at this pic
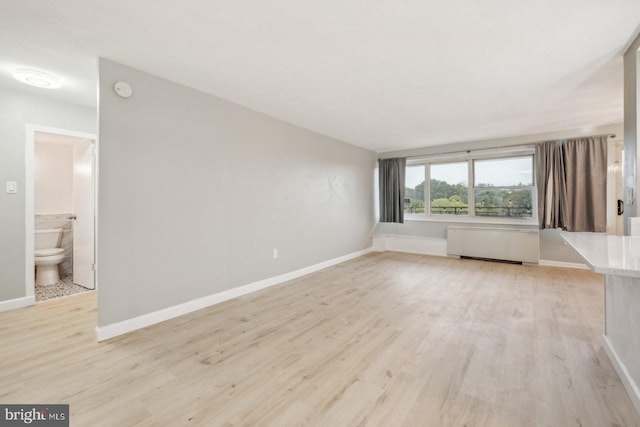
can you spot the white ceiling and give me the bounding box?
[1,1,639,153]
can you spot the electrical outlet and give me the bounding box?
[273,249,278,259]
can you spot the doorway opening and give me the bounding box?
[25,126,97,302]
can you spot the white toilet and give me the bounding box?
[34,228,65,286]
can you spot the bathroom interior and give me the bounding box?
[34,131,96,301]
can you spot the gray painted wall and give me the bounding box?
[97,59,376,326]
[0,88,96,301]
[624,34,640,233]
[376,124,622,263]
[602,33,640,414]
[605,275,640,410]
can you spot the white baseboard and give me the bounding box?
[602,334,640,416]
[538,259,589,270]
[0,296,35,312]
[95,247,373,341]
[373,234,447,257]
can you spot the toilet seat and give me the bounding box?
[35,248,64,257]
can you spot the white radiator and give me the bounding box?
[447,226,539,264]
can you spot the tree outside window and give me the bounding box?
[404,154,534,219]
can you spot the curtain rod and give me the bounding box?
[403,133,616,160]
[561,133,616,139]
[406,144,533,161]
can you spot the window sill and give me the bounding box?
[403,215,539,227]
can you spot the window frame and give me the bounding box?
[427,159,470,216]
[404,149,537,224]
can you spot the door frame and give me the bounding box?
[25,124,98,298]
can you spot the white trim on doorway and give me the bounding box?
[25,125,98,301]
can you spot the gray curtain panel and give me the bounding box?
[379,157,406,223]
[536,141,568,229]
[535,136,607,232]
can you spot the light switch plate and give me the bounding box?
[5,181,17,194]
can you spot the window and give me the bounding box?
[474,156,533,218]
[404,164,425,214]
[404,152,535,221]
[430,162,468,215]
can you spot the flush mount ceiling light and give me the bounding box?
[13,68,62,89]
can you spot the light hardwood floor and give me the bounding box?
[1,252,638,426]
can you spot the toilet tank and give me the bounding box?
[35,228,63,250]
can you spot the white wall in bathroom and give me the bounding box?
[35,140,74,214]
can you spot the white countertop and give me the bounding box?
[561,232,640,278]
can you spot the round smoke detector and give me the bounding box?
[113,81,133,98]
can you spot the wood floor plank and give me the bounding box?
[1,252,638,426]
